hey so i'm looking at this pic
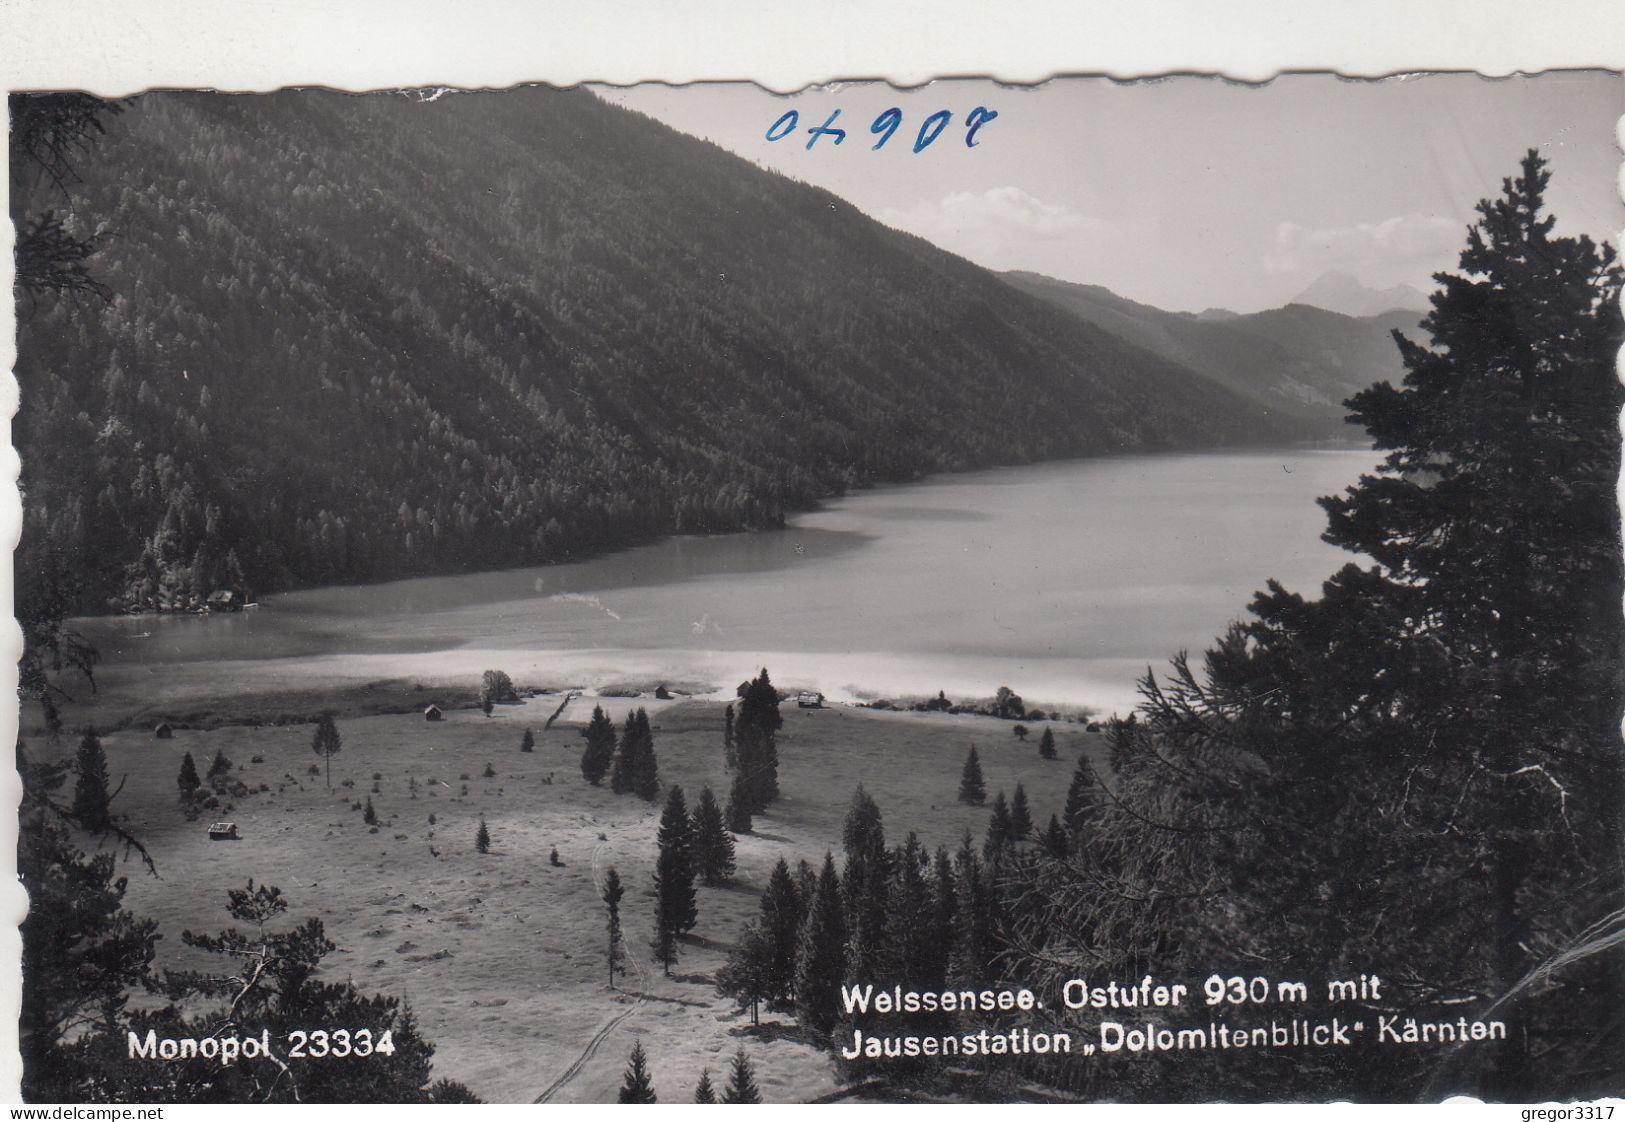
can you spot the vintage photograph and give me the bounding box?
[10,72,1623,1103]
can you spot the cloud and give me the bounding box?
[1265,214,1462,279]
[876,186,1131,276]
[881,186,1113,243]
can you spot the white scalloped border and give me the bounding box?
[1,6,1622,1110]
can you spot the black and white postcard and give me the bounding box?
[7,13,1624,1106]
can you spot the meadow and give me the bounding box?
[40,689,1106,1102]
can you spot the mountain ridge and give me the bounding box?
[1001,269,1422,427]
[1291,268,1430,317]
[16,87,1305,613]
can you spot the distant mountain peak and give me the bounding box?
[1292,270,1429,317]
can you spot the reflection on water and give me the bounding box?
[79,445,1373,714]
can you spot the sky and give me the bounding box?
[598,73,1622,313]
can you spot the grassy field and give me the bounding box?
[41,692,1106,1103]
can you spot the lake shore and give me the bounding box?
[49,647,1132,740]
[63,445,1374,733]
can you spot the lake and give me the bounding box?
[79,445,1375,717]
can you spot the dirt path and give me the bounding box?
[533,820,648,1104]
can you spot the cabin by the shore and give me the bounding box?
[797,690,825,709]
[207,821,239,840]
[154,721,173,739]
[206,588,246,612]
[423,704,444,721]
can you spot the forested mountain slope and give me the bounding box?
[1003,270,1416,427]
[15,88,1298,612]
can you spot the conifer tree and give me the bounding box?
[950,834,997,986]
[363,797,378,826]
[475,816,490,854]
[841,787,890,980]
[984,790,1012,856]
[734,668,783,812]
[630,709,661,802]
[207,748,232,779]
[618,1040,657,1104]
[792,853,847,1039]
[723,703,736,770]
[18,810,160,1100]
[843,785,886,860]
[721,1047,762,1104]
[609,711,637,794]
[958,745,986,805]
[690,785,736,885]
[520,728,534,753]
[794,858,818,907]
[652,786,697,972]
[716,921,772,1025]
[650,847,683,976]
[1063,754,1097,836]
[657,785,696,875]
[1038,726,1057,759]
[176,750,201,800]
[1042,813,1068,857]
[71,728,111,832]
[998,153,1625,1100]
[882,833,935,986]
[758,858,804,1008]
[311,713,341,791]
[1009,784,1034,840]
[694,1068,716,1104]
[602,866,625,988]
[925,846,958,987]
[581,705,615,785]
[725,771,753,834]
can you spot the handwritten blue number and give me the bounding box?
[806,109,846,150]
[965,106,998,147]
[870,107,902,150]
[765,110,798,142]
[914,110,951,154]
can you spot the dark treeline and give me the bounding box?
[717,781,1059,1082]
[13,87,1298,614]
